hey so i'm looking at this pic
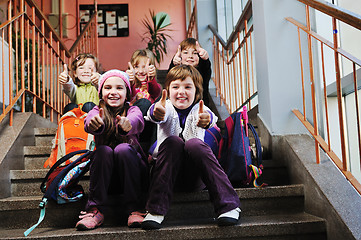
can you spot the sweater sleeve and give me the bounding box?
[197,58,212,84]
[168,59,175,73]
[147,76,162,102]
[84,106,104,135]
[122,105,145,136]
[62,78,77,103]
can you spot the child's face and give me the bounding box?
[74,58,96,84]
[101,77,127,108]
[134,57,148,82]
[181,47,199,67]
[169,77,196,110]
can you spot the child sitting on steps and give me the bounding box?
[142,65,241,230]
[58,53,101,113]
[76,70,148,230]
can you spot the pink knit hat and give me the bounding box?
[98,69,132,96]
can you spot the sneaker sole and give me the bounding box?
[141,220,162,230]
[217,217,239,226]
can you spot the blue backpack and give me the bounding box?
[24,149,94,236]
[205,107,265,187]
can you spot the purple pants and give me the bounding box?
[146,136,240,216]
[86,144,147,214]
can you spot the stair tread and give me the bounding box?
[34,128,56,135]
[0,184,303,211]
[0,212,325,239]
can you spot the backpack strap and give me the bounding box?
[40,149,89,193]
[25,150,92,236]
[43,150,92,199]
[248,123,262,166]
[24,198,48,236]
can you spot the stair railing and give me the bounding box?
[186,2,198,39]
[208,0,256,114]
[286,0,361,194]
[0,0,98,126]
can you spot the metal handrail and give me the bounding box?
[287,0,361,194]
[208,0,256,113]
[0,0,98,126]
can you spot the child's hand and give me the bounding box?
[58,64,69,85]
[88,108,104,132]
[173,45,182,65]
[91,72,101,86]
[126,62,135,83]
[116,115,132,132]
[196,41,209,60]
[153,89,167,121]
[147,59,156,79]
[197,100,211,128]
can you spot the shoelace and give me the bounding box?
[79,210,96,219]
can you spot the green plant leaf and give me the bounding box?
[141,9,173,64]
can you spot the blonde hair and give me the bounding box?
[70,53,99,85]
[165,65,203,103]
[129,49,156,88]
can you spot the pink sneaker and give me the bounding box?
[128,211,146,228]
[75,208,104,230]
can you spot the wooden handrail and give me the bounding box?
[208,0,256,113]
[209,0,252,50]
[287,0,361,195]
[70,13,97,53]
[298,0,361,31]
[23,0,71,57]
[0,0,98,125]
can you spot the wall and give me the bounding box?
[47,0,186,71]
[252,0,309,135]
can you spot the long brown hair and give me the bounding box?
[98,75,132,148]
[98,100,130,148]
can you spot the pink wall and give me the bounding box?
[60,0,186,71]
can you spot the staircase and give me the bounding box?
[0,122,328,239]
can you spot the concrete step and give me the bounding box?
[24,156,49,170]
[11,159,288,197]
[24,146,52,157]
[10,169,89,197]
[34,128,56,146]
[0,185,304,229]
[0,212,326,240]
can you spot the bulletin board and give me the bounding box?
[79,4,129,37]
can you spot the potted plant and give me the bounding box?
[141,10,173,65]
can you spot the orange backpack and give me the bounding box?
[44,107,94,168]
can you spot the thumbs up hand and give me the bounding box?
[196,41,209,60]
[91,72,101,86]
[126,62,135,83]
[173,45,182,65]
[153,89,167,121]
[147,59,156,79]
[59,64,70,84]
[89,108,105,132]
[197,100,211,128]
[116,115,132,132]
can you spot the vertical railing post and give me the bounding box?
[305,6,320,164]
[332,17,348,170]
[244,20,251,110]
[8,0,14,126]
[32,6,37,113]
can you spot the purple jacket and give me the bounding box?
[84,105,144,149]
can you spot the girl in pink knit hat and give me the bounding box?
[76,70,148,230]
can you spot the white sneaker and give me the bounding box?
[141,213,164,230]
[217,208,241,226]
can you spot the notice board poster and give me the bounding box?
[80,4,129,37]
